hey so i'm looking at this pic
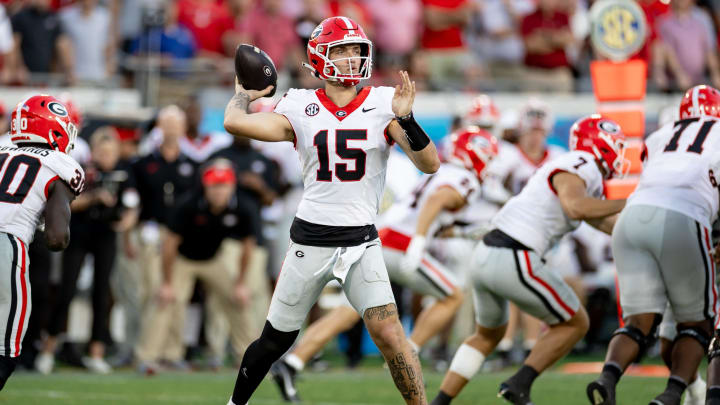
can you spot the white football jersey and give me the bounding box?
[274,86,396,226]
[378,163,481,239]
[629,117,720,228]
[492,150,604,256]
[0,146,84,244]
[486,141,564,197]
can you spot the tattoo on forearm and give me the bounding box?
[229,92,250,113]
[387,352,425,401]
[364,304,397,322]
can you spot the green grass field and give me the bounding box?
[2,360,672,405]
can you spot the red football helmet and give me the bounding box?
[464,94,500,129]
[10,94,77,153]
[303,16,372,86]
[679,85,720,119]
[447,126,499,180]
[569,115,627,179]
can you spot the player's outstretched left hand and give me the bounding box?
[392,70,415,118]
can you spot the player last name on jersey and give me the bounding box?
[0,145,52,157]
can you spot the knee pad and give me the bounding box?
[612,323,657,363]
[675,325,711,352]
[259,320,299,356]
[0,356,16,391]
[709,330,720,362]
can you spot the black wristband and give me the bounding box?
[396,112,430,151]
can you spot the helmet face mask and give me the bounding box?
[304,17,373,86]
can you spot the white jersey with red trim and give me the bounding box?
[486,142,564,196]
[0,146,84,244]
[378,163,481,241]
[274,86,396,226]
[492,150,604,256]
[629,117,720,228]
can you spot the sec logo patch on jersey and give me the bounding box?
[305,103,319,116]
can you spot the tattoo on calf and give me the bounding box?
[363,304,398,322]
[388,352,425,401]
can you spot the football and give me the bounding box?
[234,44,277,97]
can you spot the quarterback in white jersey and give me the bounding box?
[223,17,439,405]
[0,95,83,390]
[589,85,720,405]
[270,128,498,399]
[430,115,627,405]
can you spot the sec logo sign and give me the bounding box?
[589,0,647,61]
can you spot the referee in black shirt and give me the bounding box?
[135,159,260,370]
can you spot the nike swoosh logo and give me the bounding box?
[362,107,376,113]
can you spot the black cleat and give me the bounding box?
[498,381,534,405]
[586,379,615,405]
[270,360,301,403]
[648,391,681,405]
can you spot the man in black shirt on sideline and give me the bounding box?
[129,105,197,370]
[135,159,259,371]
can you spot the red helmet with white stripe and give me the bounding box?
[569,115,627,179]
[447,126,499,180]
[464,94,500,129]
[679,85,720,120]
[303,16,372,86]
[10,94,77,153]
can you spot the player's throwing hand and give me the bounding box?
[235,77,274,103]
[392,70,416,117]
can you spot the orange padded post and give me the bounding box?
[590,60,647,102]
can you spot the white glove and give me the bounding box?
[399,235,426,276]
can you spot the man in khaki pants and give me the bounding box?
[135,159,259,372]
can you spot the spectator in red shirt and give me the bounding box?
[177,0,233,57]
[519,0,574,91]
[235,0,302,72]
[421,0,480,90]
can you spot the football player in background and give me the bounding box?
[223,16,440,405]
[0,95,84,389]
[588,85,720,405]
[483,98,566,363]
[430,115,627,405]
[270,127,498,402]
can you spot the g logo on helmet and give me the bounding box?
[598,120,620,134]
[310,24,323,40]
[47,101,68,117]
[263,65,272,77]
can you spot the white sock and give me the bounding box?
[408,339,420,353]
[284,353,305,372]
[688,374,707,393]
[497,338,513,352]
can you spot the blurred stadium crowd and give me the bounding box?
[0,0,710,379]
[0,0,719,93]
